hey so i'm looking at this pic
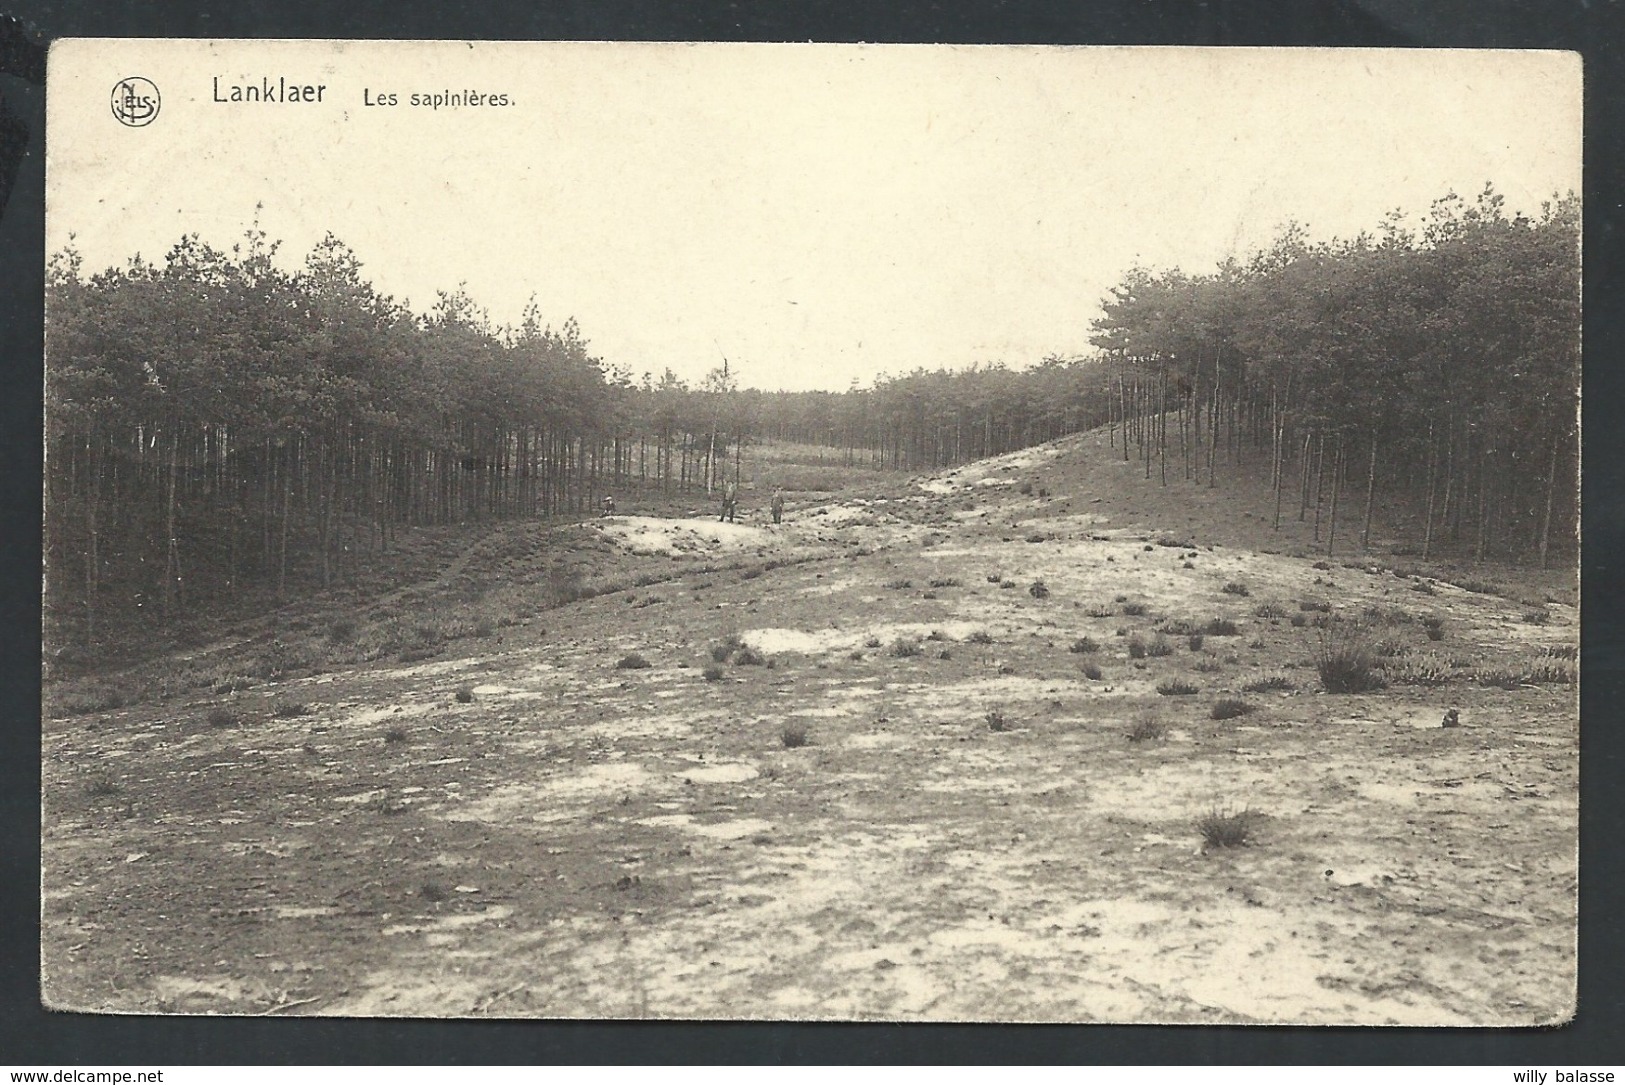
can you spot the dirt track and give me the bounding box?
[41,433,1578,1023]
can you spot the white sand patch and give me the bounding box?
[596,516,770,556]
[634,813,695,829]
[443,761,670,824]
[375,658,484,681]
[677,762,758,785]
[743,621,986,656]
[633,813,770,840]
[336,702,437,729]
[689,818,773,840]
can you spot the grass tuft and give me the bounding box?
[1126,715,1167,743]
[1156,679,1200,696]
[1314,622,1387,693]
[454,686,475,704]
[1196,807,1261,849]
[781,722,810,748]
[890,638,924,659]
[1210,698,1256,720]
[1221,582,1250,596]
[615,652,653,670]
[1029,580,1050,599]
[1242,675,1294,693]
[702,665,725,682]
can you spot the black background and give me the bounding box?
[1,0,1620,1065]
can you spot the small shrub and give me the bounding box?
[1146,634,1174,658]
[1069,637,1100,655]
[616,652,653,670]
[864,636,883,649]
[1127,636,1148,659]
[1121,602,1148,616]
[1254,603,1287,619]
[1160,619,1202,637]
[1204,618,1240,636]
[1038,487,1049,497]
[890,638,924,659]
[384,726,410,745]
[1029,580,1050,599]
[272,700,313,719]
[926,629,949,642]
[1421,616,1446,641]
[1242,675,1294,693]
[781,722,810,748]
[968,630,995,646]
[1018,482,1033,495]
[1157,679,1200,696]
[1314,623,1387,693]
[1221,582,1250,597]
[1026,533,1048,544]
[1522,609,1551,626]
[420,882,449,904]
[985,709,1010,732]
[937,649,953,660]
[1126,716,1167,743]
[1312,560,1332,570]
[1197,807,1260,849]
[207,708,239,729]
[987,574,1004,584]
[1545,644,1578,660]
[1187,634,1205,652]
[1289,614,1308,628]
[1082,663,1103,680]
[998,663,1017,675]
[1085,604,1116,618]
[1453,578,1503,596]
[711,637,741,663]
[84,772,122,797]
[702,665,725,681]
[929,578,961,589]
[1299,600,1332,613]
[999,579,1018,590]
[455,686,475,704]
[884,578,913,590]
[473,620,496,639]
[1210,698,1256,720]
[735,646,766,666]
[327,618,358,644]
[1193,659,1222,673]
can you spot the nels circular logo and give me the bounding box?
[111,77,161,127]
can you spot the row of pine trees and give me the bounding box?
[45,186,1577,648]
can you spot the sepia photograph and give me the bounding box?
[41,40,1580,1024]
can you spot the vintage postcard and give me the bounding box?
[42,40,1580,1023]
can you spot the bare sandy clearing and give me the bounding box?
[41,431,1576,1024]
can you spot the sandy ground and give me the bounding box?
[41,431,1577,1023]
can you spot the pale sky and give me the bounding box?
[47,41,1580,392]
